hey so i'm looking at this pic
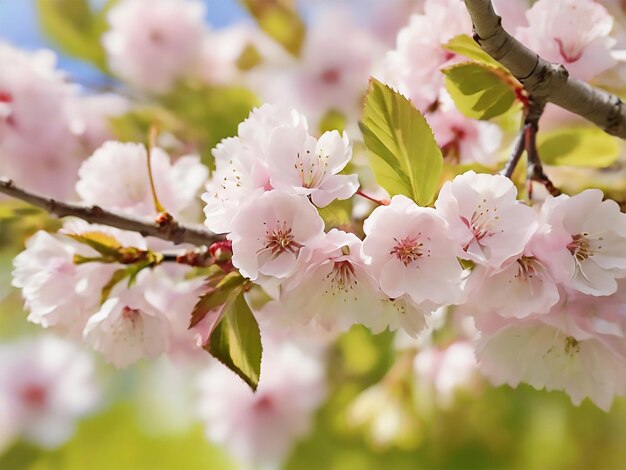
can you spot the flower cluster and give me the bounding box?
[13,141,209,368]
[203,108,626,409]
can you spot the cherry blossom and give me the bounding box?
[202,137,268,234]
[414,341,481,408]
[12,229,120,338]
[465,253,561,319]
[428,94,504,166]
[532,189,626,296]
[280,229,386,333]
[435,171,538,269]
[382,0,472,110]
[77,141,208,221]
[516,0,617,81]
[196,338,326,466]
[0,42,80,198]
[363,195,465,306]
[267,128,359,207]
[228,190,325,281]
[0,335,99,448]
[103,0,207,93]
[83,277,171,368]
[475,284,626,410]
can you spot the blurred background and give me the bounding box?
[1,1,626,469]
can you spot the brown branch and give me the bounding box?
[464,0,626,139]
[0,178,220,246]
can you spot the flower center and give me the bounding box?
[390,236,424,267]
[324,261,358,299]
[515,256,539,281]
[296,150,330,189]
[259,221,302,258]
[564,336,581,356]
[320,67,341,85]
[461,199,502,247]
[20,384,47,408]
[567,233,593,262]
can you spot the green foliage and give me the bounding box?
[359,79,443,206]
[160,84,258,167]
[67,232,122,258]
[207,291,263,391]
[317,199,353,231]
[319,110,347,135]
[537,127,621,168]
[239,0,305,56]
[0,403,236,470]
[444,34,504,70]
[189,272,246,328]
[443,62,521,121]
[36,0,115,71]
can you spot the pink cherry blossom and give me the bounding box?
[435,171,538,269]
[465,253,561,319]
[475,284,626,410]
[202,137,268,234]
[77,141,208,221]
[532,189,626,296]
[414,341,481,408]
[0,335,99,448]
[382,0,472,110]
[516,0,617,81]
[382,296,433,338]
[0,42,81,198]
[280,229,386,333]
[428,94,504,166]
[196,338,326,466]
[83,278,171,368]
[103,0,207,93]
[267,128,359,207]
[363,195,465,306]
[238,103,309,161]
[229,190,325,280]
[12,230,121,338]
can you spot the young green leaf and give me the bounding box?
[66,232,123,258]
[206,291,263,391]
[359,78,443,206]
[443,34,504,70]
[538,127,620,168]
[443,62,522,121]
[239,0,305,56]
[189,272,246,328]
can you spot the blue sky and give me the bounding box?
[0,0,249,84]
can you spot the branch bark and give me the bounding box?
[463,0,626,139]
[0,178,220,247]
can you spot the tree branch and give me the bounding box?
[463,0,626,139]
[0,178,220,246]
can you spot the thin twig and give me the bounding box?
[502,126,527,179]
[464,0,626,139]
[0,178,220,246]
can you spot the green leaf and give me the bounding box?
[189,272,246,328]
[317,198,352,230]
[443,62,521,120]
[538,127,620,168]
[239,0,305,56]
[359,78,443,205]
[443,34,504,70]
[36,0,114,71]
[207,291,262,391]
[67,232,122,257]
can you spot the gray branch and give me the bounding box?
[0,178,220,247]
[463,0,626,139]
